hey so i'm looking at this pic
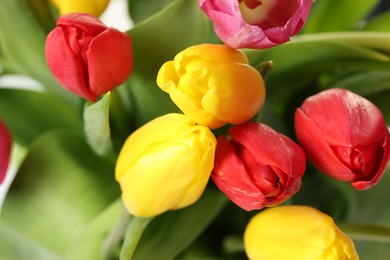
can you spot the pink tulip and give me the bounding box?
[45,13,133,102]
[0,120,12,185]
[212,122,306,211]
[295,88,390,190]
[197,0,314,49]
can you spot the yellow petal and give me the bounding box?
[244,206,359,260]
[204,63,265,124]
[115,113,216,217]
[50,0,110,16]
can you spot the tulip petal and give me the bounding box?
[212,136,267,211]
[300,88,388,147]
[57,13,107,35]
[87,28,133,97]
[230,122,306,178]
[45,27,96,101]
[295,108,354,181]
[198,0,314,49]
[0,120,12,184]
[203,63,265,125]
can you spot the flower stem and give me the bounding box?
[101,204,131,260]
[120,216,153,260]
[339,223,390,244]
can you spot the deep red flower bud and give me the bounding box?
[45,13,133,101]
[294,88,390,190]
[0,120,12,185]
[212,122,306,211]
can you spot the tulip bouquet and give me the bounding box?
[1,0,390,259]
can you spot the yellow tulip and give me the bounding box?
[115,113,216,217]
[244,205,359,260]
[157,44,265,129]
[50,0,110,17]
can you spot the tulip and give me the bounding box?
[197,0,314,49]
[0,120,12,185]
[45,13,133,102]
[244,205,359,260]
[50,0,110,17]
[157,44,265,129]
[211,122,306,211]
[115,113,216,217]
[294,88,390,190]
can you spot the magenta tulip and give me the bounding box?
[212,122,306,211]
[295,88,390,190]
[45,13,133,101]
[0,120,12,185]
[198,0,314,49]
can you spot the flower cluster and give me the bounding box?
[41,0,390,258]
[2,0,388,259]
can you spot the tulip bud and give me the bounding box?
[198,0,314,49]
[45,13,133,102]
[294,88,390,190]
[0,119,12,185]
[244,205,359,260]
[115,113,216,217]
[212,122,306,211]
[157,44,265,129]
[50,0,110,17]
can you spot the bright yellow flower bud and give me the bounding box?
[244,205,359,260]
[50,0,110,17]
[115,113,217,217]
[157,44,265,129]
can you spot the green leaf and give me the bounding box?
[0,225,59,260]
[25,0,56,34]
[133,187,228,260]
[128,0,171,24]
[1,131,120,255]
[0,0,75,102]
[330,70,390,96]
[302,0,380,33]
[245,33,390,110]
[84,93,113,156]
[126,0,210,127]
[363,11,390,32]
[0,88,82,145]
[341,167,390,258]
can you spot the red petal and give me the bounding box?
[294,108,354,181]
[0,120,12,184]
[300,88,387,147]
[229,122,306,178]
[57,13,107,36]
[351,131,390,190]
[45,27,96,101]
[212,136,267,211]
[87,28,133,97]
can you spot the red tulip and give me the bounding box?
[45,13,133,101]
[295,88,390,190]
[212,122,306,211]
[197,0,314,49]
[0,120,12,185]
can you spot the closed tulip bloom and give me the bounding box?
[244,205,359,260]
[45,13,133,102]
[212,122,306,211]
[115,113,216,217]
[294,88,390,190]
[0,120,12,185]
[198,0,314,49]
[50,0,110,17]
[157,44,265,129]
